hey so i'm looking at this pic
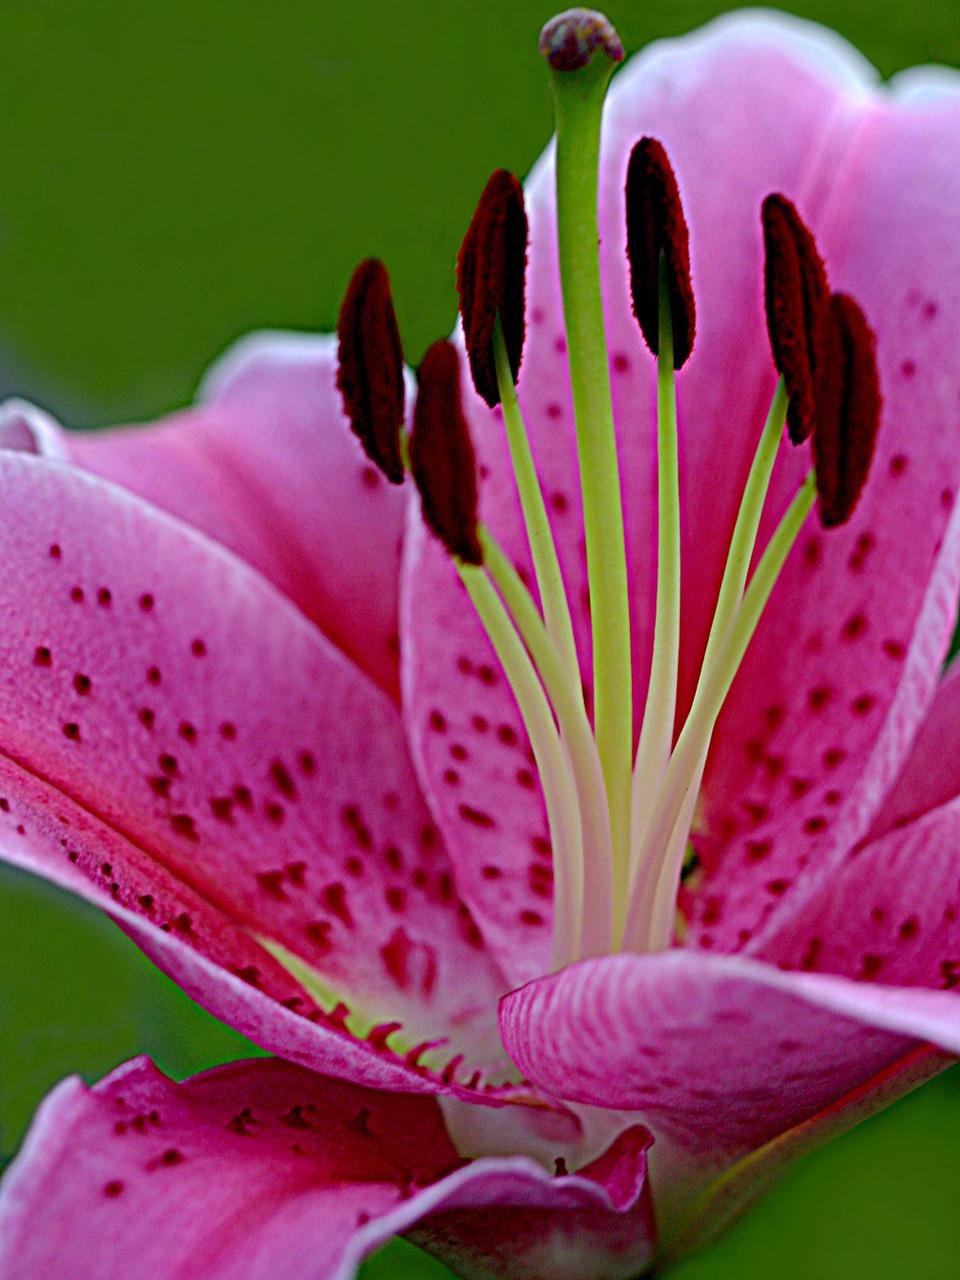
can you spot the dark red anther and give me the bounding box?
[539,9,624,71]
[813,293,882,528]
[457,170,528,408]
[625,137,696,369]
[336,258,406,484]
[410,341,483,565]
[762,194,831,445]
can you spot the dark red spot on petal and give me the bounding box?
[34,646,52,667]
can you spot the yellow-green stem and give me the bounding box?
[549,52,633,903]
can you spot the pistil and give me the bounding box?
[540,11,634,895]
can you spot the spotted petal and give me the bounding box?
[0,1057,656,1280]
[0,450,509,1097]
[26,333,410,698]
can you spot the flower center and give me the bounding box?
[335,8,881,971]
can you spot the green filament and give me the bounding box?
[481,527,613,956]
[493,318,581,692]
[628,260,682,913]
[458,562,584,968]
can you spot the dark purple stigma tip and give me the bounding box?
[336,258,406,484]
[410,341,483,565]
[625,137,696,369]
[457,169,528,408]
[762,194,832,446]
[539,9,624,71]
[813,293,882,528]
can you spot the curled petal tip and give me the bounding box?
[539,9,623,72]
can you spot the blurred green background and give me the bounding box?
[1,1,958,1276]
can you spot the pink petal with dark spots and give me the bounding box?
[0,1057,655,1280]
[0,451,510,1094]
[402,13,960,981]
[57,333,409,698]
[686,43,960,952]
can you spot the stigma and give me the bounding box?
[334,9,881,968]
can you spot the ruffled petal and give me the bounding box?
[63,333,409,697]
[499,950,960,1183]
[866,662,960,842]
[0,451,510,1097]
[757,791,960,989]
[0,1057,656,1280]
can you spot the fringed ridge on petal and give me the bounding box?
[457,170,529,407]
[411,342,483,565]
[337,258,406,483]
[625,137,696,368]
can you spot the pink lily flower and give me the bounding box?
[2,7,960,1276]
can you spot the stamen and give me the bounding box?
[623,470,817,952]
[457,170,528,408]
[336,258,406,483]
[629,379,788,915]
[813,293,882,528]
[762,195,830,445]
[625,137,696,368]
[481,528,613,956]
[456,171,580,688]
[458,562,585,969]
[541,9,633,895]
[409,342,483,565]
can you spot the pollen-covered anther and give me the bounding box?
[625,137,696,368]
[457,170,528,407]
[336,258,406,484]
[813,292,882,528]
[762,194,831,445]
[410,341,483,565]
[538,8,623,71]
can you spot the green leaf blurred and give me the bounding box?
[0,1,957,1276]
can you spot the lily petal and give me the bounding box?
[499,950,960,1179]
[690,49,960,953]
[0,450,509,1095]
[59,333,409,698]
[0,1057,656,1280]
